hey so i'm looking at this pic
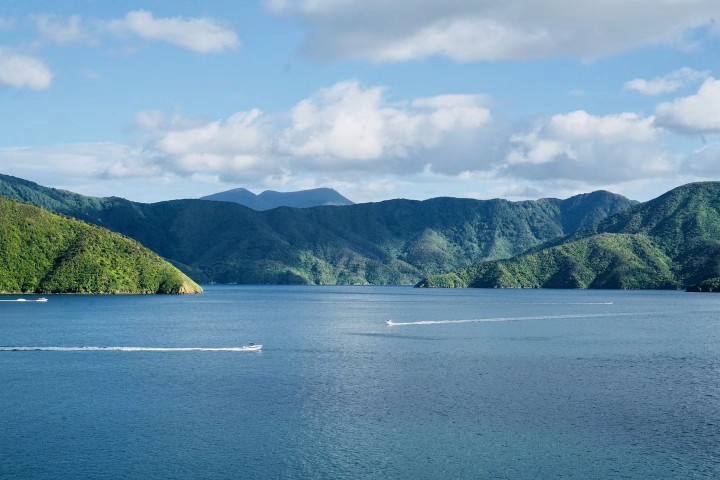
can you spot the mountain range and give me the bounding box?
[0,174,635,285]
[418,182,720,290]
[200,187,354,210]
[0,196,202,294]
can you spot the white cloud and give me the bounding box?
[34,14,92,45]
[134,110,165,130]
[101,81,495,183]
[504,110,674,184]
[106,10,240,53]
[0,143,159,183]
[624,67,709,95]
[546,110,657,142]
[8,79,720,204]
[278,81,492,171]
[136,108,274,182]
[655,77,720,134]
[568,88,589,97]
[266,0,720,62]
[0,142,227,201]
[0,48,52,90]
[29,11,240,53]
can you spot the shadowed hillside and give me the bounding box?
[419,182,720,290]
[0,174,636,285]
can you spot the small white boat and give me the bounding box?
[385,320,393,326]
[36,298,48,302]
[245,343,262,351]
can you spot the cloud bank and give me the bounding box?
[266,0,720,62]
[105,10,240,53]
[33,10,240,53]
[4,76,720,202]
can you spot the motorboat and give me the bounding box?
[245,343,262,351]
[36,298,48,302]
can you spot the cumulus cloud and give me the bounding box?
[504,110,675,184]
[8,79,719,203]
[655,77,720,134]
[278,81,493,174]
[129,81,496,181]
[624,67,709,95]
[266,0,720,62]
[33,14,92,45]
[0,48,52,89]
[135,108,273,182]
[105,10,240,53]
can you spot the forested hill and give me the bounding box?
[0,173,636,285]
[0,196,203,294]
[418,182,720,290]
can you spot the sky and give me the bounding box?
[1,0,720,203]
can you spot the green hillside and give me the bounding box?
[0,196,202,294]
[419,182,720,290]
[0,174,636,285]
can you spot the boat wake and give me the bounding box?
[0,345,262,352]
[540,302,614,305]
[386,312,631,327]
[0,298,48,302]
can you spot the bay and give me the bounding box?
[1,286,719,479]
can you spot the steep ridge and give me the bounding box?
[0,174,636,285]
[419,182,720,290]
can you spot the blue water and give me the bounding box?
[1,286,719,479]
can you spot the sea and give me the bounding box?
[0,286,718,479]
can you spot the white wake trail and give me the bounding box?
[386,312,628,327]
[0,346,262,352]
[0,299,46,302]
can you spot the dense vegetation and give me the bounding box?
[687,277,720,292]
[0,196,202,294]
[419,182,720,290]
[0,174,635,285]
[418,234,677,289]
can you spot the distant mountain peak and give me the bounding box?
[200,187,354,210]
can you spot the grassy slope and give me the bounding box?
[0,197,202,294]
[0,174,636,285]
[420,182,720,290]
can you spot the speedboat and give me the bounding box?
[385,320,393,326]
[245,343,262,351]
[36,298,48,302]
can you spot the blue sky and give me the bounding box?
[1,1,720,203]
